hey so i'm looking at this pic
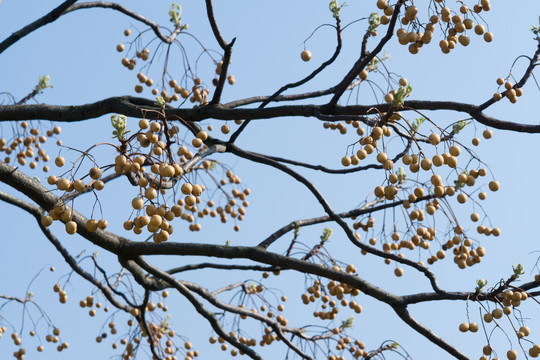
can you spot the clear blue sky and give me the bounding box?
[1,1,540,359]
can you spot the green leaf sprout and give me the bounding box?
[368,13,381,32]
[512,263,525,278]
[35,75,53,93]
[475,279,488,293]
[329,0,347,19]
[169,3,182,27]
[411,116,425,132]
[392,83,412,107]
[321,228,333,242]
[453,120,471,134]
[111,114,128,140]
[155,96,166,109]
[397,167,406,183]
[341,316,354,328]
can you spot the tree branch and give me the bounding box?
[166,263,274,275]
[327,0,405,107]
[65,2,183,43]
[0,189,131,312]
[204,0,228,50]
[0,162,125,254]
[0,0,78,55]
[135,256,265,360]
[479,40,540,110]
[394,305,470,360]
[228,17,343,143]
[226,144,445,294]
[3,97,540,133]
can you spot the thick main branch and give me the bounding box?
[2,97,540,133]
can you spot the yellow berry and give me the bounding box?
[65,221,77,235]
[301,50,312,62]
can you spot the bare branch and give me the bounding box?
[327,1,405,106]
[210,38,236,105]
[3,97,540,133]
[393,305,471,360]
[65,2,182,43]
[0,0,186,56]
[0,0,78,55]
[204,0,228,50]
[135,256,265,360]
[479,40,540,110]
[226,144,445,294]
[223,87,336,108]
[0,189,131,312]
[166,263,274,275]
[0,294,32,304]
[259,138,411,174]
[228,17,343,143]
[0,162,125,254]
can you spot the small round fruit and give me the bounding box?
[160,165,175,178]
[492,308,503,319]
[519,326,530,336]
[488,181,499,191]
[300,50,312,62]
[55,156,65,167]
[197,131,208,141]
[93,180,104,190]
[116,44,125,52]
[150,122,161,133]
[181,183,193,195]
[86,219,98,232]
[138,119,149,129]
[394,268,404,277]
[507,350,518,360]
[65,221,77,235]
[474,24,485,35]
[98,219,108,229]
[341,156,352,167]
[483,129,493,139]
[192,184,203,196]
[41,215,53,227]
[429,133,441,145]
[458,322,469,332]
[132,197,144,210]
[89,167,102,180]
[359,70,368,80]
[192,138,203,148]
[449,145,461,156]
[145,187,157,200]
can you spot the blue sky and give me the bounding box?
[1,1,540,359]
